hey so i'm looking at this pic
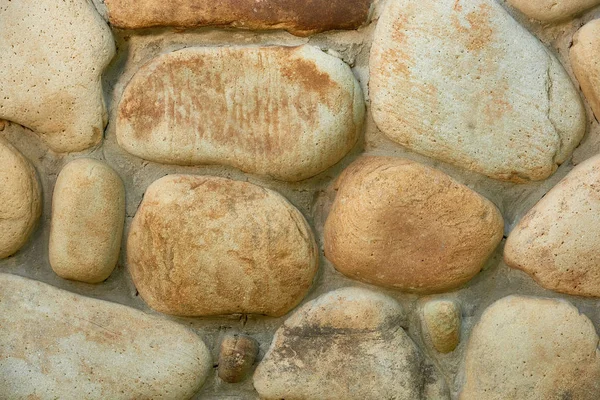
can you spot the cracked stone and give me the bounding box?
[507,0,600,23]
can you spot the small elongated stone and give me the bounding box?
[49,159,125,283]
[507,0,600,23]
[218,333,260,383]
[0,273,211,399]
[116,45,364,182]
[571,19,600,120]
[421,300,461,354]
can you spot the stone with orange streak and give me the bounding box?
[507,0,600,23]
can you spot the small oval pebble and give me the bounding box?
[218,333,260,383]
[422,300,461,354]
[0,137,42,259]
[49,159,125,283]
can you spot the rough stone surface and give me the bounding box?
[507,0,600,23]
[369,0,586,182]
[0,0,115,152]
[218,333,260,383]
[422,300,461,354]
[0,273,211,399]
[105,0,373,36]
[505,154,600,297]
[571,19,600,121]
[127,174,318,316]
[324,157,504,293]
[253,287,449,400]
[0,137,42,259]
[117,45,364,181]
[49,159,125,283]
[460,295,600,399]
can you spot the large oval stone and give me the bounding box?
[369,0,585,182]
[127,175,318,316]
[49,159,125,283]
[460,296,600,399]
[324,157,504,293]
[116,45,364,182]
[0,137,42,259]
[253,287,449,399]
[0,273,211,399]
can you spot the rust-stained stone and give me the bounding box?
[127,174,318,317]
[571,19,600,121]
[105,0,373,36]
[324,156,504,293]
[369,0,586,182]
[505,154,600,297]
[116,45,364,182]
[253,287,449,399]
[507,0,600,23]
[218,333,260,383]
[460,296,600,399]
[0,273,211,399]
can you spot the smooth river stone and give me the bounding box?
[324,156,504,293]
[0,137,42,259]
[0,273,211,399]
[505,154,600,297]
[49,159,125,283]
[507,0,600,23]
[253,287,449,399]
[116,45,364,182]
[370,0,586,182]
[127,175,318,316]
[571,19,600,121]
[460,296,600,399]
[105,0,373,36]
[0,0,115,152]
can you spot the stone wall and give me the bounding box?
[2,0,600,398]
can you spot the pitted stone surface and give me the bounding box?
[422,300,461,354]
[127,175,318,316]
[507,0,600,23]
[571,19,600,121]
[253,287,449,400]
[324,157,504,293]
[369,0,586,182]
[0,0,115,152]
[0,273,211,399]
[116,45,364,182]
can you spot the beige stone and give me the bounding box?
[571,19,600,121]
[127,175,318,316]
[0,0,115,152]
[422,300,461,354]
[105,0,373,36]
[116,45,364,182]
[460,295,600,399]
[324,157,504,293]
[254,287,449,400]
[0,137,42,259]
[0,273,211,399]
[508,0,600,23]
[369,0,586,182]
[49,159,125,283]
[505,154,600,297]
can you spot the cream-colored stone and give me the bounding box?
[508,0,600,23]
[127,175,318,316]
[571,19,600,121]
[116,45,364,181]
[369,0,586,182]
[254,287,449,400]
[0,273,211,399]
[0,0,115,152]
[324,157,504,293]
[505,154,600,297]
[0,137,41,259]
[422,300,461,354]
[49,159,125,283]
[460,295,600,399]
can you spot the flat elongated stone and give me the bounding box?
[116,45,364,182]
[571,20,600,121]
[324,157,504,293]
[505,154,600,297]
[127,175,318,316]
[105,0,373,36]
[508,0,600,23]
[0,138,42,259]
[0,273,211,399]
[370,0,585,182]
[461,296,600,399]
[0,0,115,152]
[253,287,449,400]
[49,159,125,283]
